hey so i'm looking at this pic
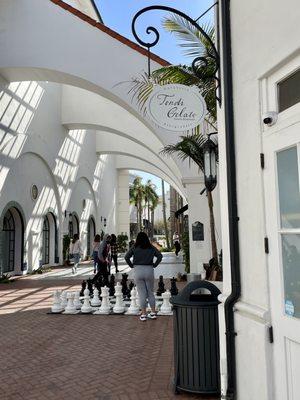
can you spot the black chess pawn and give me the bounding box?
[96,273,103,287]
[156,275,165,296]
[95,279,102,294]
[121,273,129,299]
[109,274,115,297]
[87,278,94,295]
[80,280,86,297]
[128,281,134,298]
[102,274,109,287]
[170,277,178,296]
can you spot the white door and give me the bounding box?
[263,120,300,400]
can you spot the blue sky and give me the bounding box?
[95,0,214,65]
[95,1,214,193]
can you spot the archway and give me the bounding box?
[2,206,24,274]
[69,212,79,239]
[87,216,96,257]
[42,212,58,265]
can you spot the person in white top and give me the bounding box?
[69,234,82,274]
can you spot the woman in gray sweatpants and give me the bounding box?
[125,232,163,321]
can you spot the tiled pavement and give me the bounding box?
[0,261,219,400]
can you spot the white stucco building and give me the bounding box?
[0,0,218,276]
[217,0,300,399]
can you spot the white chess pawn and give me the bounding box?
[81,287,93,313]
[73,291,82,310]
[158,290,172,315]
[51,290,63,313]
[91,286,101,307]
[126,286,139,315]
[94,286,110,314]
[64,292,77,314]
[60,290,68,309]
[113,282,125,314]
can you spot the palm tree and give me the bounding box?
[149,193,159,238]
[161,134,218,265]
[144,180,159,238]
[161,179,171,250]
[129,177,145,231]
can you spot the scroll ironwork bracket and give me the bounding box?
[132,4,221,105]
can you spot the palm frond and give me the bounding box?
[160,133,208,172]
[162,15,215,58]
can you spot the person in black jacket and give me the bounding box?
[125,232,162,321]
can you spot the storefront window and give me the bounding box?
[277,146,300,228]
[281,234,300,318]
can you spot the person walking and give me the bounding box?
[173,231,181,257]
[110,234,119,273]
[69,233,82,274]
[125,232,162,321]
[91,234,101,273]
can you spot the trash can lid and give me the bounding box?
[170,280,221,306]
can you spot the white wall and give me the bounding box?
[217,0,300,398]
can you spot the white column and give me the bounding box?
[182,176,221,276]
[117,170,129,237]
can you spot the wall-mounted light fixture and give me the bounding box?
[65,210,73,221]
[203,136,218,192]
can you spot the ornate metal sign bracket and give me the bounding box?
[132,4,221,105]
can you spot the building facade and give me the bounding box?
[217,1,300,398]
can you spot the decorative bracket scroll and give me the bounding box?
[132,5,221,105]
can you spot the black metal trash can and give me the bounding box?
[171,280,221,395]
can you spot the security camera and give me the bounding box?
[262,111,278,126]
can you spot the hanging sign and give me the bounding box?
[146,84,207,132]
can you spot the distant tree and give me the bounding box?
[161,179,171,250]
[129,177,145,231]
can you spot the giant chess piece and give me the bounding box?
[113,282,125,314]
[158,290,172,315]
[80,281,86,297]
[87,278,94,296]
[81,287,93,313]
[125,286,139,315]
[51,290,63,313]
[109,274,115,297]
[64,292,77,314]
[121,273,129,299]
[102,274,109,288]
[128,281,134,298]
[94,279,102,295]
[156,275,165,296]
[60,290,68,309]
[91,286,101,307]
[170,277,178,296]
[74,291,82,310]
[94,286,110,314]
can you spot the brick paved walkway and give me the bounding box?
[0,275,219,400]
